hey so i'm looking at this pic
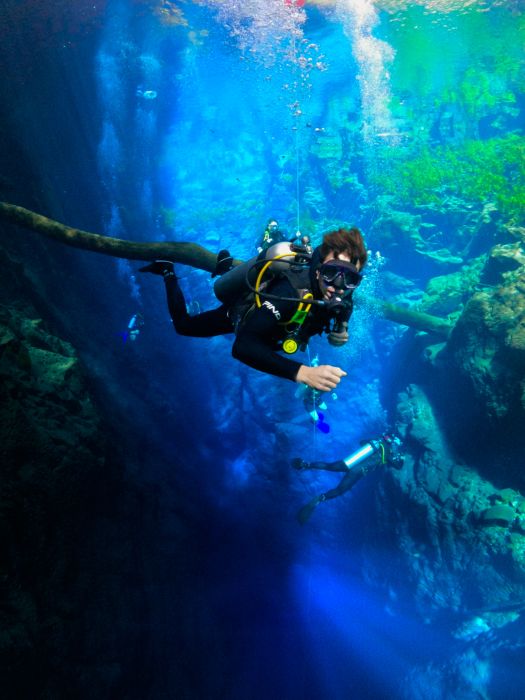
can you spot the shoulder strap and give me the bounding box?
[279,266,312,295]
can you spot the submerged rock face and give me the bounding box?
[365,384,525,700]
[0,301,112,694]
[445,243,525,422]
[0,258,167,697]
[363,237,525,697]
[392,385,525,613]
[0,305,103,471]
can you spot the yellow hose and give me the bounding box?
[254,253,297,307]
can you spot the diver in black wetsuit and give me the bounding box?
[139,227,367,391]
[257,218,287,253]
[293,434,404,524]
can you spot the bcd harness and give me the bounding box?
[253,252,314,354]
[230,247,333,355]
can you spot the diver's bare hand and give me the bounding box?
[296,364,347,391]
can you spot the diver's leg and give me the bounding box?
[296,467,365,525]
[292,458,347,473]
[323,468,364,500]
[139,259,233,337]
[164,276,233,337]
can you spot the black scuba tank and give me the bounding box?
[213,242,300,306]
[213,255,259,306]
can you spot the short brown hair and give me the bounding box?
[319,227,367,268]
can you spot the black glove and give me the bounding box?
[327,321,349,347]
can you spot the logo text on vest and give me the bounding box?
[262,301,281,320]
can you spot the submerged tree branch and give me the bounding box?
[380,302,453,337]
[0,201,453,338]
[0,201,225,272]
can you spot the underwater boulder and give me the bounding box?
[479,241,525,286]
[444,247,525,421]
[414,247,463,268]
[369,203,463,275]
[420,257,485,317]
[357,380,525,660]
[480,504,517,528]
[369,205,424,254]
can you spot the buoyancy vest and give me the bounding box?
[213,241,351,353]
[228,263,320,353]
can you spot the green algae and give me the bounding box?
[367,5,525,221]
[368,134,525,222]
[384,5,525,104]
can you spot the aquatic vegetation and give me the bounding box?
[153,0,188,26]
[385,5,525,103]
[368,134,525,222]
[452,67,517,119]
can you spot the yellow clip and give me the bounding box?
[283,338,299,354]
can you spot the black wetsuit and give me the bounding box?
[303,459,366,500]
[164,275,351,382]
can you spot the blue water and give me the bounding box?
[1,1,524,698]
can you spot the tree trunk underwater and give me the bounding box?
[0,201,228,272]
[0,201,453,338]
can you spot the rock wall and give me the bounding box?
[360,236,525,698]
[446,243,525,425]
[1,250,135,695]
[0,244,209,698]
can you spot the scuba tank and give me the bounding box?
[213,253,259,306]
[213,240,312,306]
[343,434,404,471]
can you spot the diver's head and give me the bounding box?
[319,227,367,269]
[311,227,367,301]
[266,219,280,233]
[316,253,362,303]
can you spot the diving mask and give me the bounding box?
[319,260,362,290]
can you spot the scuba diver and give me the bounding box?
[257,218,287,253]
[138,227,367,391]
[119,312,144,343]
[293,433,404,524]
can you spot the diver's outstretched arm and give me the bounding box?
[296,364,347,391]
